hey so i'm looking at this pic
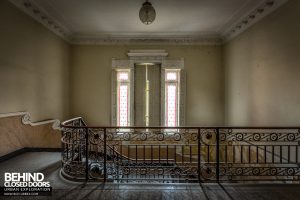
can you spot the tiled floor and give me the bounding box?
[0,152,300,200]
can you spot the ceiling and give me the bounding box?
[9,0,287,44]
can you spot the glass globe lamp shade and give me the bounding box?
[139,1,156,25]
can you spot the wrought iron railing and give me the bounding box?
[61,117,300,183]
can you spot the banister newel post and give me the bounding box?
[85,127,89,181]
[216,128,220,183]
[104,128,107,182]
[198,128,201,183]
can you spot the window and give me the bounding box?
[165,70,180,127]
[116,70,130,126]
[112,57,185,127]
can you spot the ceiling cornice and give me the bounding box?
[8,0,72,42]
[222,0,288,42]
[8,0,288,45]
[70,35,222,45]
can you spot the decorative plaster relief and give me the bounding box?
[222,0,288,42]
[9,0,71,41]
[0,111,61,130]
[8,0,288,44]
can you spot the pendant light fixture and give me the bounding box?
[139,0,156,25]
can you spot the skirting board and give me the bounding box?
[0,147,62,162]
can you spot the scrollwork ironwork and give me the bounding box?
[61,118,300,183]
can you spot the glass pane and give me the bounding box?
[166,84,177,127]
[119,85,128,126]
[166,72,177,81]
[118,72,129,80]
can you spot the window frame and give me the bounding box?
[111,59,134,127]
[161,59,185,127]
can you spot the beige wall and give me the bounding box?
[224,0,300,126]
[2,0,300,133]
[70,45,224,126]
[0,0,70,121]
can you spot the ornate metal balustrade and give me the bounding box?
[61,117,300,183]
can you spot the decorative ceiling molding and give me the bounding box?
[69,36,222,45]
[8,0,288,45]
[127,49,169,62]
[222,0,288,42]
[9,0,71,42]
